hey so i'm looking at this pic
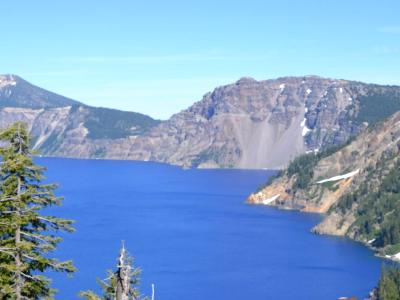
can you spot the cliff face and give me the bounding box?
[247,111,400,256]
[128,76,400,169]
[1,74,400,169]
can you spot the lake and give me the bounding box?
[39,157,382,299]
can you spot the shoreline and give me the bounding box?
[248,200,400,264]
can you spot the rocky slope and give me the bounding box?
[0,75,160,157]
[1,74,400,169]
[247,111,400,257]
[133,76,400,169]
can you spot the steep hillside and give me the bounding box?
[247,112,400,258]
[0,75,161,158]
[0,106,160,157]
[1,75,400,168]
[122,76,400,169]
[0,74,82,108]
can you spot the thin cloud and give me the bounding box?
[377,26,400,34]
[66,77,236,99]
[373,45,400,54]
[24,70,90,77]
[50,53,270,64]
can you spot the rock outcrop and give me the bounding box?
[1,74,400,169]
[247,111,400,255]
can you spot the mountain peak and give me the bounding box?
[0,75,82,109]
[0,74,19,88]
[236,77,258,84]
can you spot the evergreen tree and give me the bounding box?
[0,122,75,299]
[80,242,150,300]
[378,264,400,300]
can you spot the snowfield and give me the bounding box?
[262,194,280,205]
[316,169,360,184]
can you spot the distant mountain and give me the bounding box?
[0,74,82,108]
[248,111,400,259]
[0,75,160,155]
[0,75,400,168]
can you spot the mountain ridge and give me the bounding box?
[1,74,400,169]
[247,111,400,259]
[0,74,83,109]
[127,75,400,168]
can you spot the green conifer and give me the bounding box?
[378,264,400,300]
[0,122,75,299]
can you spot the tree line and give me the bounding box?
[0,122,152,299]
[375,264,400,300]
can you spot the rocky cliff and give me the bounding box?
[131,76,400,169]
[1,74,400,169]
[247,111,400,257]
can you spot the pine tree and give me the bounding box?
[0,122,75,299]
[378,264,400,300]
[80,242,150,300]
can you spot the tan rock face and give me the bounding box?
[247,173,357,213]
[313,212,356,237]
[247,177,292,205]
[247,111,400,236]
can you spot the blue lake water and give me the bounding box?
[38,157,382,299]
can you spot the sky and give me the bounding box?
[1,0,400,119]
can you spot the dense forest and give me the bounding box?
[264,116,400,257]
[281,138,355,191]
[334,149,400,253]
[375,264,400,300]
[352,89,400,126]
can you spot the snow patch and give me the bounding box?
[279,83,285,92]
[262,194,280,205]
[317,169,360,184]
[0,76,17,88]
[339,87,343,93]
[305,148,319,154]
[32,134,48,150]
[305,107,308,113]
[306,88,312,95]
[300,116,311,136]
[368,238,376,244]
[394,252,400,260]
[302,126,311,136]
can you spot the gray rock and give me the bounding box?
[1,75,400,169]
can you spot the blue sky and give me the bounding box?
[2,0,400,119]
